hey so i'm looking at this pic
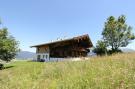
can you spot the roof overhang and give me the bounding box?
[30,34,93,48]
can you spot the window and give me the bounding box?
[46,55,48,59]
[37,55,40,59]
[45,48,48,52]
[37,48,40,53]
[43,55,45,59]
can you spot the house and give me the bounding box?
[31,34,93,62]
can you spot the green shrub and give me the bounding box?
[0,63,4,70]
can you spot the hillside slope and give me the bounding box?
[16,51,36,59]
[0,52,135,89]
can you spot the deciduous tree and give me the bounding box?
[102,15,135,52]
[0,24,19,62]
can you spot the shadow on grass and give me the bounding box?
[27,60,45,63]
[4,66,14,69]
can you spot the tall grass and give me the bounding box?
[0,52,135,89]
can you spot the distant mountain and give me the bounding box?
[16,51,36,59]
[121,48,135,53]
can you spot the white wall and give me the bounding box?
[49,58,65,62]
[36,54,88,62]
[36,53,50,61]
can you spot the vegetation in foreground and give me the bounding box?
[0,52,135,89]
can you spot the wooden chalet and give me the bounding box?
[31,34,93,62]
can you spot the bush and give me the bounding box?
[108,49,122,55]
[93,40,107,56]
[40,59,45,62]
[0,63,4,70]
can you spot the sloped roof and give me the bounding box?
[31,34,93,48]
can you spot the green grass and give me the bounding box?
[0,53,135,89]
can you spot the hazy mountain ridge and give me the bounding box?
[121,48,135,53]
[16,51,36,59]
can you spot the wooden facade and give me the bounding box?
[31,34,93,61]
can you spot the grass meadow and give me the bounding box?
[0,52,135,89]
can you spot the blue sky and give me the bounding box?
[0,0,135,52]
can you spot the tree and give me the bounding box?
[102,15,135,52]
[93,40,107,55]
[0,25,19,62]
